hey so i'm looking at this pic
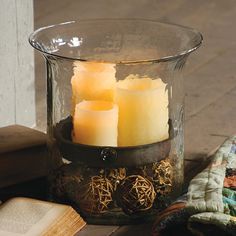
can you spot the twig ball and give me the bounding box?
[77,175,113,214]
[152,159,173,195]
[104,168,126,190]
[116,175,156,214]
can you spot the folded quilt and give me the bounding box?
[152,135,236,236]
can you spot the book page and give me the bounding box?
[0,197,82,236]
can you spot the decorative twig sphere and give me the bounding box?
[104,168,126,190]
[77,176,113,214]
[152,159,173,195]
[116,175,156,214]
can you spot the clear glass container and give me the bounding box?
[29,19,202,224]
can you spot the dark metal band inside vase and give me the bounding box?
[54,116,173,168]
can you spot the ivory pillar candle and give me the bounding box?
[71,62,116,113]
[72,100,118,146]
[115,75,169,146]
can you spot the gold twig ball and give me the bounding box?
[104,168,126,190]
[77,176,113,214]
[152,159,173,195]
[116,175,156,214]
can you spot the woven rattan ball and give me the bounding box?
[104,168,126,190]
[152,159,173,195]
[77,176,113,214]
[116,175,156,214]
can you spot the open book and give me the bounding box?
[0,197,86,236]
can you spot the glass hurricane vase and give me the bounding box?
[29,19,202,224]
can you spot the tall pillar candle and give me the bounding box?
[114,75,169,146]
[71,62,116,113]
[72,100,118,147]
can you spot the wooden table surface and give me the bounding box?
[33,0,236,235]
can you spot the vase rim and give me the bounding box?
[29,18,203,64]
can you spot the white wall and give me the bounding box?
[0,0,35,127]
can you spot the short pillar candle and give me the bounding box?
[72,100,118,147]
